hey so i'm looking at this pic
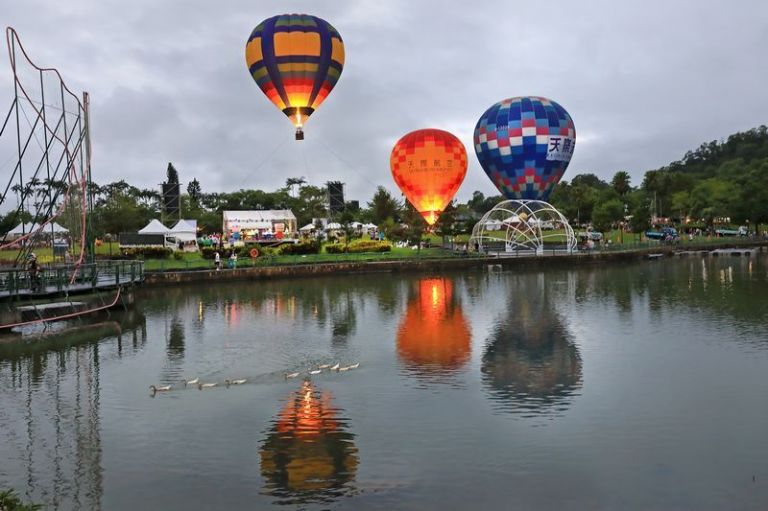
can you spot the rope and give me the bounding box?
[2,286,122,330]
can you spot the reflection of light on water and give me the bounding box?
[261,381,358,505]
[701,259,708,289]
[198,301,203,323]
[397,278,471,381]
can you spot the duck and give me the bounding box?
[182,377,199,386]
[348,363,360,370]
[330,363,340,371]
[225,379,247,387]
[284,372,301,379]
[198,382,217,389]
[318,364,331,369]
[149,385,171,393]
[338,366,350,372]
[309,369,322,375]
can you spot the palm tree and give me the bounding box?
[611,171,631,197]
[285,176,306,198]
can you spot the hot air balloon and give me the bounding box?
[245,14,345,140]
[390,129,468,226]
[474,97,575,201]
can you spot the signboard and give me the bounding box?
[546,136,575,162]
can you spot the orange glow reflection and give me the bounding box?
[397,278,471,374]
[260,381,358,502]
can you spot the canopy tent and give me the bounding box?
[138,219,170,234]
[7,221,69,238]
[50,222,69,233]
[8,222,37,235]
[171,219,198,242]
[299,223,315,232]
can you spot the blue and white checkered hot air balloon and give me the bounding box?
[474,97,575,201]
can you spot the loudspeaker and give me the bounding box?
[162,183,180,216]
[327,181,345,214]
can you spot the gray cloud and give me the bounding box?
[2,0,767,203]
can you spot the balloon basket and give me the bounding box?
[469,200,577,256]
[295,127,304,141]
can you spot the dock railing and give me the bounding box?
[0,260,144,299]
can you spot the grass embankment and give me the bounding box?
[2,232,763,272]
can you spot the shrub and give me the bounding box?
[278,239,321,255]
[120,246,173,259]
[324,240,391,254]
[173,251,184,260]
[348,240,392,253]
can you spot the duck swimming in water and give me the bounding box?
[150,385,172,393]
[225,379,247,387]
[198,382,217,389]
[182,377,199,386]
[284,372,301,379]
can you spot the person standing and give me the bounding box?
[27,253,40,292]
[214,251,221,271]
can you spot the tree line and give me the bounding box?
[2,126,766,238]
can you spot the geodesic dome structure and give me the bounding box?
[469,200,576,255]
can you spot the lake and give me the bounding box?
[1,253,767,510]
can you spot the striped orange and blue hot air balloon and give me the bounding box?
[245,14,345,140]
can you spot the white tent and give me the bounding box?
[7,221,68,238]
[8,222,36,235]
[299,223,315,232]
[171,219,197,242]
[138,219,170,234]
[50,222,69,233]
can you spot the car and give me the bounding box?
[578,231,603,241]
[714,226,748,237]
[645,227,678,240]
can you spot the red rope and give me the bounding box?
[2,286,122,330]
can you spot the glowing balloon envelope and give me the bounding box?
[474,96,575,201]
[390,129,468,226]
[245,14,345,140]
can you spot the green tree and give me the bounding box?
[187,178,201,207]
[592,199,625,232]
[367,186,401,226]
[611,171,632,197]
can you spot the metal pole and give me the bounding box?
[83,92,95,262]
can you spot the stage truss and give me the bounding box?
[469,200,577,255]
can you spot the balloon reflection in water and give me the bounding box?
[482,279,581,416]
[260,380,358,505]
[397,278,471,381]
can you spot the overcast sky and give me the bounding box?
[3,0,768,204]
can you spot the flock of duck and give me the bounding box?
[149,362,360,395]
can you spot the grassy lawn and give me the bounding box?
[139,246,462,271]
[2,233,761,271]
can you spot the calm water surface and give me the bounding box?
[1,254,767,510]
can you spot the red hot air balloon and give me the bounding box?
[390,129,468,226]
